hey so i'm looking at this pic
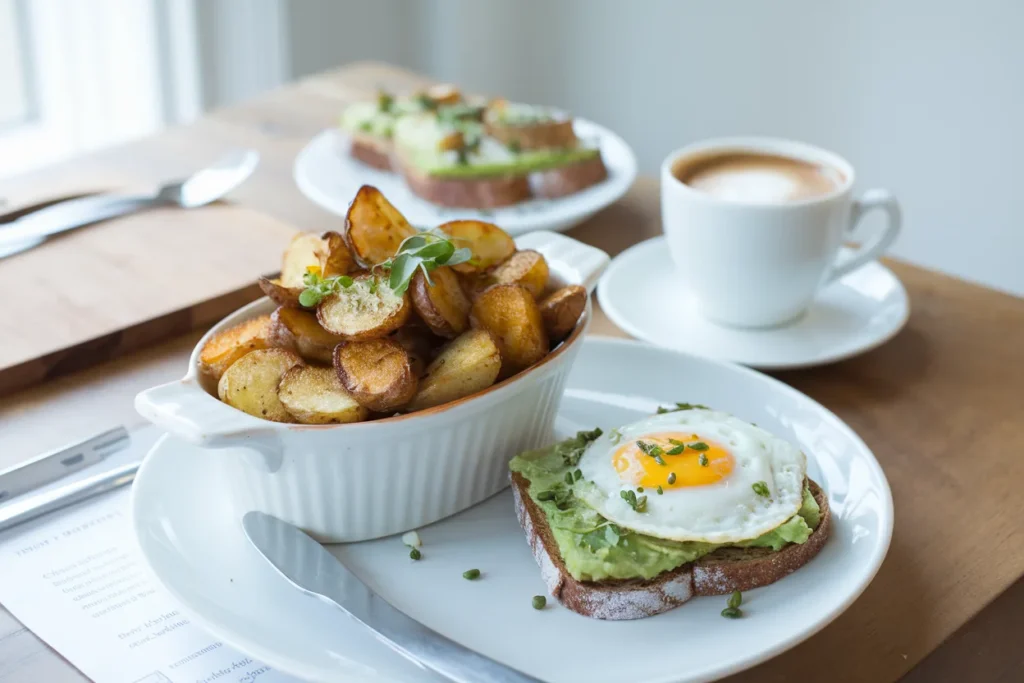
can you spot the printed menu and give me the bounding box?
[0,428,299,683]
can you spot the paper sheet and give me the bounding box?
[0,427,299,683]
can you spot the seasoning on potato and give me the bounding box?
[538,285,587,342]
[199,314,279,383]
[334,337,418,413]
[217,348,304,422]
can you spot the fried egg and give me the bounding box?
[576,410,806,543]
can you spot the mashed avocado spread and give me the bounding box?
[509,429,820,582]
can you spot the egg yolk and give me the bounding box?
[612,432,733,489]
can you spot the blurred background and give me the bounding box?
[1,0,1021,295]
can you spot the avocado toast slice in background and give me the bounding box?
[509,427,832,620]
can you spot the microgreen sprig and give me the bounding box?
[298,269,354,307]
[375,230,472,295]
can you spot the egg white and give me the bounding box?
[576,410,806,543]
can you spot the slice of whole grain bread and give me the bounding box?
[511,472,831,620]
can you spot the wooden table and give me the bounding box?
[2,62,1023,683]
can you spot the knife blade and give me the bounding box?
[242,511,543,683]
[0,426,130,503]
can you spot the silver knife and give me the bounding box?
[0,426,130,503]
[243,511,543,683]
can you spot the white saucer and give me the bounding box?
[598,237,910,370]
[293,118,637,236]
[132,338,893,683]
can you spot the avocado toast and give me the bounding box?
[509,410,831,620]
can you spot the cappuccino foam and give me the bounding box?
[673,152,843,203]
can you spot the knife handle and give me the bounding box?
[0,194,158,249]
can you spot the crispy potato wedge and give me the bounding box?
[438,220,516,274]
[334,338,417,412]
[539,285,586,342]
[281,232,325,288]
[410,266,470,338]
[470,284,549,378]
[199,314,278,383]
[391,324,440,378]
[278,365,369,425]
[317,230,356,277]
[217,348,303,422]
[259,277,306,308]
[270,307,344,363]
[345,185,417,266]
[488,250,549,299]
[456,271,494,301]
[406,330,501,411]
[317,274,410,340]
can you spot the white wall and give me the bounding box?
[283,0,1024,296]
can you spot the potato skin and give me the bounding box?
[278,365,369,425]
[437,220,516,274]
[199,314,278,383]
[406,329,502,411]
[216,348,303,422]
[333,338,418,412]
[538,285,587,342]
[470,283,549,378]
[317,231,356,277]
[270,307,344,364]
[488,250,549,299]
[317,275,410,340]
[410,267,470,338]
[259,277,305,309]
[281,232,325,288]
[391,324,440,378]
[344,185,417,266]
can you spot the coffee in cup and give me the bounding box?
[672,151,845,204]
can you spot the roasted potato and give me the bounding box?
[259,277,305,308]
[456,271,493,301]
[410,267,470,338]
[281,232,325,288]
[317,274,410,340]
[488,250,549,299]
[317,230,356,277]
[438,220,516,274]
[199,314,278,383]
[391,324,440,377]
[270,307,344,363]
[470,284,549,378]
[539,285,587,342]
[278,365,369,425]
[345,185,417,266]
[334,338,418,412]
[217,348,303,422]
[406,330,502,411]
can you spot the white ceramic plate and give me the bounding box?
[293,119,638,236]
[598,236,910,370]
[132,338,893,683]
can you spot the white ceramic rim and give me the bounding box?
[131,336,894,683]
[293,118,639,234]
[660,136,855,209]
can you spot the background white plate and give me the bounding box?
[132,338,893,683]
[293,119,637,235]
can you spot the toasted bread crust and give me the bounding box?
[397,159,532,209]
[532,154,609,199]
[349,135,393,171]
[511,472,831,620]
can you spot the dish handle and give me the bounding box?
[514,231,609,293]
[135,379,283,468]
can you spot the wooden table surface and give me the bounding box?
[2,62,1023,683]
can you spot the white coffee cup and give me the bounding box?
[660,137,901,328]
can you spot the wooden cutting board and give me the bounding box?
[0,201,299,396]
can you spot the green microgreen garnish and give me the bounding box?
[462,568,481,580]
[377,91,394,113]
[667,472,677,485]
[722,591,743,618]
[415,93,438,111]
[564,471,574,485]
[373,230,472,296]
[532,595,546,610]
[573,468,583,482]
[752,481,770,497]
[636,440,665,458]
[507,139,521,154]
[665,444,685,455]
[721,606,742,619]
[608,428,623,444]
[536,490,556,501]
[619,489,647,512]
[654,454,667,466]
[579,523,624,552]
[688,441,710,451]
[556,428,602,467]
[358,120,372,132]
[698,453,709,467]
[298,270,354,307]
[637,486,644,493]
[656,485,664,495]
[409,547,422,560]
[728,590,742,608]
[655,402,710,414]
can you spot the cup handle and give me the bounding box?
[826,188,902,284]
